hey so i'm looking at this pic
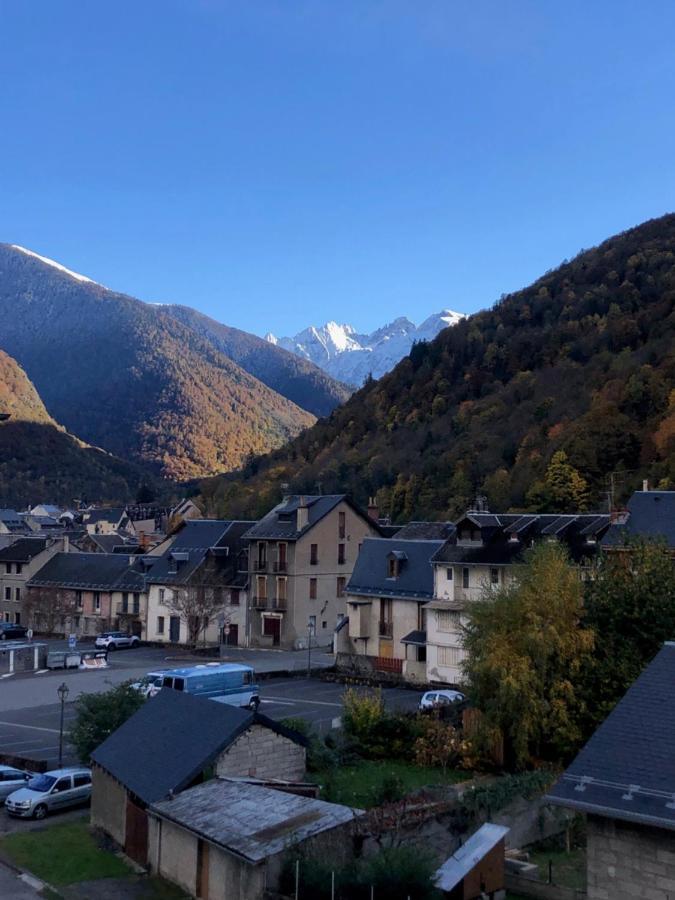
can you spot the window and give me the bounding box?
[309,577,317,600]
[159,588,165,605]
[446,568,453,581]
[121,592,129,613]
[157,616,165,635]
[438,645,463,667]
[310,544,318,565]
[52,777,72,794]
[462,567,470,589]
[490,568,499,585]
[75,590,83,609]
[336,576,346,598]
[322,620,327,629]
[93,592,100,612]
[338,543,346,565]
[3,612,9,622]
[437,610,460,632]
[14,612,20,625]
[4,587,10,601]
[388,558,398,578]
[4,563,9,575]
[74,616,80,628]
[277,542,287,572]
[256,575,267,600]
[379,598,393,637]
[132,592,140,615]
[14,587,20,603]
[230,589,240,606]
[338,511,346,539]
[276,577,287,603]
[15,564,22,575]
[73,774,91,788]
[257,542,267,568]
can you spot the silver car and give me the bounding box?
[95,631,140,651]
[5,768,92,819]
[0,766,29,802]
[419,689,465,710]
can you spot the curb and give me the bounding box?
[0,852,60,897]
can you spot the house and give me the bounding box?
[147,779,361,900]
[434,822,509,899]
[26,552,147,637]
[426,510,611,685]
[547,642,675,900]
[74,531,137,554]
[29,504,63,519]
[0,537,68,627]
[82,507,131,535]
[0,509,30,535]
[244,495,381,649]
[91,689,308,866]
[602,488,675,552]
[143,519,252,646]
[338,537,444,680]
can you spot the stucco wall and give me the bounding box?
[208,844,266,900]
[215,724,306,781]
[91,765,127,847]
[587,814,675,900]
[153,818,198,895]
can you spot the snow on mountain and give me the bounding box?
[11,245,100,285]
[268,309,466,387]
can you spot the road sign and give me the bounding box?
[26,628,33,641]
[68,634,77,651]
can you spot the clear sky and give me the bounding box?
[2,1,675,337]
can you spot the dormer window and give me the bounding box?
[388,558,398,578]
[278,512,293,523]
[387,550,407,578]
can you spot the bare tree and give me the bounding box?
[24,587,80,636]
[165,565,234,647]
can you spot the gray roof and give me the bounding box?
[84,507,127,525]
[347,537,444,600]
[143,520,253,586]
[547,643,675,831]
[92,690,306,806]
[0,509,28,532]
[434,823,509,891]
[602,491,675,549]
[88,533,135,554]
[244,495,375,542]
[392,521,456,541]
[0,537,49,563]
[27,552,145,591]
[151,779,361,862]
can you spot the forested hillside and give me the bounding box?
[201,214,675,520]
[0,245,314,480]
[0,351,161,507]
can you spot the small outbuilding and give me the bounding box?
[434,823,509,900]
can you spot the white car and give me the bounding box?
[95,631,140,651]
[419,689,465,710]
[0,766,30,802]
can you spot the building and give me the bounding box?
[91,689,308,866]
[0,508,30,535]
[547,642,675,900]
[143,519,252,646]
[26,552,147,637]
[148,779,361,900]
[425,510,611,685]
[602,488,675,551]
[82,507,130,535]
[244,495,381,649]
[338,536,444,680]
[434,822,509,899]
[0,537,68,626]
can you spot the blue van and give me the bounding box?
[158,663,260,710]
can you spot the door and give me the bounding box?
[49,776,73,810]
[125,797,149,865]
[263,616,280,646]
[196,839,210,898]
[169,616,181,643]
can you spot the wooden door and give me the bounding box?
[379,639,393,659]
[196,838,209,898]
[125,797,148,865]
[263,616,281,646]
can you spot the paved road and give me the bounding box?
[0,677,423,768]
[0,863,42,898]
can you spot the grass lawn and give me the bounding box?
[0,819,131,886]
[528,846,586,890]
[314,759,470,808]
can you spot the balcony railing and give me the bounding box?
[273,561,288,573]
[116,601,140,616]
[375,656,402,674]
[253,596,287,611]
[379,621,393,638]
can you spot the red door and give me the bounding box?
[263,616,280,646]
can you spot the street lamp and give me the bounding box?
[307,619,314,678]
[57,682,70,767]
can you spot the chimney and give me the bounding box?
[642,479,650,492]
[296,496,309,531]
[281,483,291,502]
[367,497,379,522]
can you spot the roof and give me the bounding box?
[432,513,610,566]
[27,552,145,591]
[392,522,456,541]
[547,643,675,831]
[143,520,253,586]
[83,507,127,525]
[88,533,135,554]
[0,537,49,563]
[434,823,509,891]
[150,779,361,862]
[346,537,444,600]
[602,491,675,549]
[401,629,426,646]
[92,690,307,806]
[244,495,378,542]
[0,509,28,532]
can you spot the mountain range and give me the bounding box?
[201,213,675,521]
[266,310,465,386]
[0,244,352,486]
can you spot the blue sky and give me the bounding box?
[1,1,675,337]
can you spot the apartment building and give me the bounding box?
[0,537,68,626]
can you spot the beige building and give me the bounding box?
[244,495,381,650]
[0,537,68,626]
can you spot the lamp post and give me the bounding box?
[57,682,69,767]
[307,620,314,678]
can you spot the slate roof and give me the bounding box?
[88,534,134,554]
[393,521,456,541]
[602,491,675,549]
[347,538,444,601]
[401,629,426,646]
[150,779,361,861]
[0,538,49,563]
[84,507,127,526]
[432,513,610,566]
[0,509,29,532]
[547,643,675,830]
[92,690,307,806]
[244,495,376,541]
[434,823,509,891]
[143,520,253,586]
[27,552,145,591]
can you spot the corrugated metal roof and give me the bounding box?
[434,823,509,890]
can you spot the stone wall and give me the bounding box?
[90,765,127,847]
[215,724,306,781]
[587,814,675,900]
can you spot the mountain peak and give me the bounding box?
[10,244,100,285]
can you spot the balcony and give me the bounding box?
[273,561,288,573]
[254,560,268,572]
[379,621,393,638]
[116,601,140,617]
[252,596,287,611]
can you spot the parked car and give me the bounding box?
[130,670,168,698]
[0,622,28,641]
[419,689,465,710]
[5,768,92,819]
[95,631,140,651]
[0,766,30,802]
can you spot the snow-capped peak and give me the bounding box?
[264,332,278,345]
[11,245,99,285]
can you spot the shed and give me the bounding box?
[434,823,509,900]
